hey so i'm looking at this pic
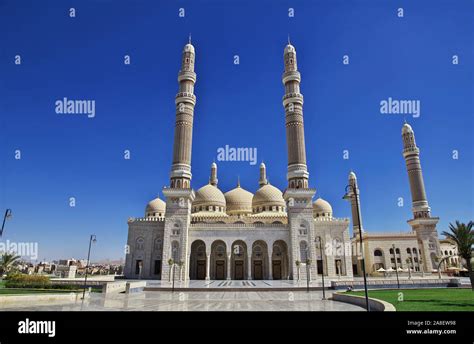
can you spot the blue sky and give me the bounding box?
[1,0,473,262]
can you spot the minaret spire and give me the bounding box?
[282,40,309,189]
[259,162,268,187]
[209,162,218,186]
[402,122,430,218]
[169,39,197,189]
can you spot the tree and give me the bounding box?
[295,260,301,281]
[0,253,21,275]
[442,221,474,290]
[167,258,174,282]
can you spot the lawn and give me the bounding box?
[347,288,474,311]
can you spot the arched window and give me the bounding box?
[395,248,400,254]
[374,249,383,257]
[407,248,411,254]
[171,241,180,261]
[449,250,453,256]
[444,250,448,255]
[136,237,145,251]
[389,248,394,254]
[299,241,308,261]
[154,239,162,252]
[412,248,417,254]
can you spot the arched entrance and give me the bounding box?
[251,241,268,280]
[230,240,247,280]
[272,240,289,280]
[189,240,206,280]
[211,240,227,280]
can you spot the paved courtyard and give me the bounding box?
[0,290,363,311]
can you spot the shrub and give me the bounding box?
[4,274,51,289]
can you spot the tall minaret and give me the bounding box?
[169,39,197,189]
[259,162,268,187]
[209,162,218,186]
[402,123,431,219]
[282,41,309,189]
[402,123,440,271]
[161,39,197,283]
[281,40,317,281]
[348,172,364,235]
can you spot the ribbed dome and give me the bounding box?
[224,186,253,215]
[193,184,226,209]
[145,197,166,217]
[313,198,332,218]
[252,184,285,213]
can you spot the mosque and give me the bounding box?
[124,40,442,282]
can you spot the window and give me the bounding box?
[389,248,394,254]
[171,242,180,261]
[407,248,411,254]
[154,239,162,252]
[299,241,308,261]
[374,249,383,257]
[136,237,145,251]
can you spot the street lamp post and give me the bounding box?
[343,184,370,312]
[1,209,13,237]
[392,244,400,289]
[315,236,326,300]
[82,234,97,300]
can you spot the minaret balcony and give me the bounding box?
[283,93,304,106]
[282,71,301,84]
[178,71,197,83]
[175,92,196,105]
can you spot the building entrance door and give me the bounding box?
[234,261,244,280]
[253,260,263,280]
[196,260,206,280]
[215,260,225,280]
[272,261,282,280]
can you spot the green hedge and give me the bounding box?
[5,273,51,289]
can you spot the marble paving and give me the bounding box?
[0,290,363,311]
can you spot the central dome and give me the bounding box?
[252,184,285,213]
[224,185,253,215]
[193,184,226,212]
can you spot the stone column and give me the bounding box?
[268,252,273,280]
[205,253,210,281]
[247,251,252,280]
[227,253,232,280]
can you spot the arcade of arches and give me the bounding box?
[189,240,289,280]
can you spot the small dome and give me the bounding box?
[402,123,413,134]
[252,184,285,213]
[193,184,226,211]
[184,43,195,54]
[145,197,166,217]
[313,198,332,218]
[284,43,295,54]
[224,186,253,215]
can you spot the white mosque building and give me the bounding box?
[124,40,442,282]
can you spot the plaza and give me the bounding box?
[0,288,362,312]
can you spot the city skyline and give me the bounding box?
[1,0,472,261]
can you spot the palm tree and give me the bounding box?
[442,221,474,290]
[0,253,21,275]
